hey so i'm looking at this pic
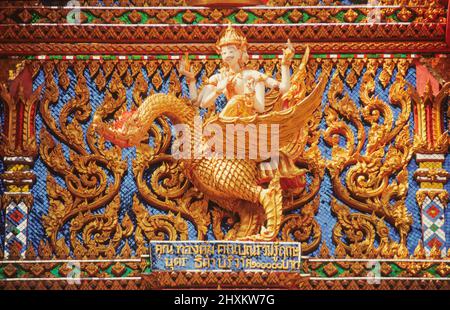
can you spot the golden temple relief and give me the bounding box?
[325,59,414,258]
[32,26,418,259]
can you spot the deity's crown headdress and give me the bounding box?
[216,22,248,50]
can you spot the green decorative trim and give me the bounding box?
[6,53,446,61]
[0,260,142,280]
[0,6,441,26]
[309,260,450,279]
[2,258,449,280]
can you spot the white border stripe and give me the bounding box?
[19,22,419,27]
[22,54,439,60]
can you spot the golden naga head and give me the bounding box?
[216,22,248,51]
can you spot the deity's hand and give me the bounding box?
[179,55,195,82]
[281,39,295,66]
[215,74,229,95]
[299,45,310,73]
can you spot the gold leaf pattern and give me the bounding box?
[325,59,414,257]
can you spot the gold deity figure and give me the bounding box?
[179,23,295,118]
[179,23,308,196]
[95,24,326,241]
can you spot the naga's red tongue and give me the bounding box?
[97,109,138,148]
[280,175,306,191]
[112,109,137,130]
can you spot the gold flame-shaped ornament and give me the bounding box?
[216,22,248,51]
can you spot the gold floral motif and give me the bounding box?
[343,9,359,23]
[235,9,249,23]
[332,200,390,258]
[133,71,148,106]
[343,59,365,89]
[325,59,414,257]
[397,7,413,22]
[281,197,321,254]
[210,205,241,240]
[132,144,212,239]
[39,61,129,258]
[133,196,189,255]
[70,196,134,258]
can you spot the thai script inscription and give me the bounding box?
[149,241,302,272]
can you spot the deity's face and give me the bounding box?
[220,45,242,68]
